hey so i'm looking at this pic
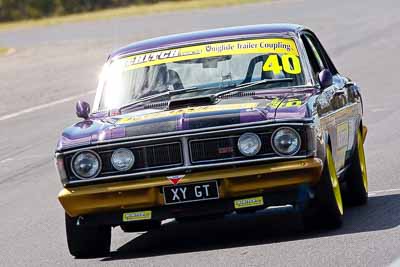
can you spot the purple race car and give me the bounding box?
[55,24,368,257]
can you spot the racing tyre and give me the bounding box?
[302,145,344,230]
[344,128,368,206]
[65,214,111,258]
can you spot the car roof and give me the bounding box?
[109,23,306,59]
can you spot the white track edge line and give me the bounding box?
[0,90,96,122]
[369,188,400,196]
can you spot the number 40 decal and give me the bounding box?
[263,54,302,75]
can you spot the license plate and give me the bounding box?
[163,181,219,205]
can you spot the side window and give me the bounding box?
[301,34,328,78]
[302,32,338,76]
[301,35,320,79]
[305,35,327,71]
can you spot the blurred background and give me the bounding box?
[0,0,206,22]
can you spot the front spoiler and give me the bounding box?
[59,158,323,217]
[74,189,302,227]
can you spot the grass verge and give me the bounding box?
[0,0,266,32]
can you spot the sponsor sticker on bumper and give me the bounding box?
[123,211,152,222]
[234,196,264,209]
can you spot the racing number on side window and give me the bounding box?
[263,54,301,75]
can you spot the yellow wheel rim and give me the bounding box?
[357,130,368,192]
[326,146,344,215]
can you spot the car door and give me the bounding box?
[300,31,352,172]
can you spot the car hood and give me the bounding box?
[57,91,314,151]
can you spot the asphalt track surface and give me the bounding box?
[1,0,400,266]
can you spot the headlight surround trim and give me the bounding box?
[111,148,135,171]
[55,153,68,184]
[70,150,102,179]
[271,127,302,156]
[237,132,262,157]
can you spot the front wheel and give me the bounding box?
[65,214,111,258]
[343,128,368,205]
[302,145,344,230]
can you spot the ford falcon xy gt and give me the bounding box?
[55,24,368,257]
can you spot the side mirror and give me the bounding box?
[76,100,90,120]
[318,69,333,89]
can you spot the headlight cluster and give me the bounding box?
[69,127,301,180]
[71,150,101,179]
[271,127,301,156]
[71,148,135,179]
[111,148,135,171]
[237,127,301,157]
[237,133,262,156]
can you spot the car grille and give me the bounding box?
[189,133,274,163]
[64,126,309,182]
[133,142,182,169]
[99,142,183,174]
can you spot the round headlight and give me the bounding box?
[238,133,262,157]
[111,148,135,171]
[71,151,101,179]
[272,127,301,156]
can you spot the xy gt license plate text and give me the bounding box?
[163,181,219,205]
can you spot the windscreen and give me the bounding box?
[99,38,306,110]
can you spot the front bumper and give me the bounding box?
[59,158,322,218]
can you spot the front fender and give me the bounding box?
[311,116,328,165]
[362,125,368,143]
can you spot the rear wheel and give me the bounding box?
[65,214,111,258]
[302,145,343,230]
[344,128,368,205]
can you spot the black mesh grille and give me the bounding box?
[133,143,182,169]
[65,126,309,181]
[100,142,183,174]
[190,136,240,162]
[190,133,274,163]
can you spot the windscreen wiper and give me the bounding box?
[167,78,294,110]
[215,78,294,98]
[120,78,293,112]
